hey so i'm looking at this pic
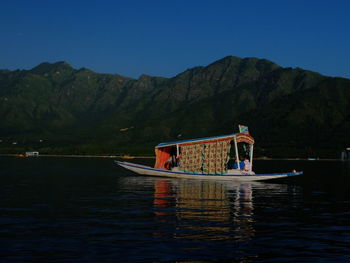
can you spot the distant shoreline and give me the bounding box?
[0,153,155,159]
[0,153,342,161]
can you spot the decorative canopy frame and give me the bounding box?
[156,133,254,149]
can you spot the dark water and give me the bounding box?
[1,156,350,262]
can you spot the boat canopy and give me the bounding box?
[155,133,254,148]
[154,132,254,171]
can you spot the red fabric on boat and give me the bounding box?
[154,147,172,168]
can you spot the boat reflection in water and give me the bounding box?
[153,179,257,242]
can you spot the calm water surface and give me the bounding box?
[0,156,350,262]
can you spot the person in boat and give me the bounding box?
[164,146,178,170]
[232,156,245,170]
[176,153,181,167]
[243,156,251,171]
[164,156,173,170]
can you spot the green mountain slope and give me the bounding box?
[0,56,349,157]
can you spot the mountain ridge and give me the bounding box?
[0,56,349,157]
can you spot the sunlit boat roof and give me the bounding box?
[155,133,254,148]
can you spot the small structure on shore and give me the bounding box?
[25,151,39,157]
[341,148,350,161]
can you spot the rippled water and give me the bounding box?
[1,156,350,262]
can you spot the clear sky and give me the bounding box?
[1,0,349,79]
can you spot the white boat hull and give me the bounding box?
[115,161,302,181]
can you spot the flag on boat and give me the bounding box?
[239,124,249,134]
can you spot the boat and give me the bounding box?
[116,126,303,181]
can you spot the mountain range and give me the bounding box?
[1,56,349,158]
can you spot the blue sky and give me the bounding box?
[0,0,349,78]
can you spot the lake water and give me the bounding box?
[1,156,350,262]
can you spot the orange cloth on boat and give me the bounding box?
[154,147,172,169]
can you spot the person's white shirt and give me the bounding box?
[243,159,251,171]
